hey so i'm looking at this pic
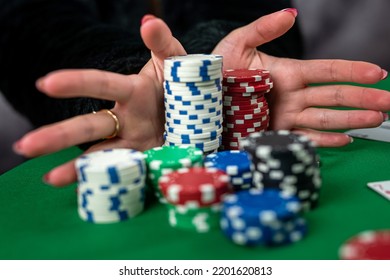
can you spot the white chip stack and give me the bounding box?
[75,149,146,223]
[163,54,224,154]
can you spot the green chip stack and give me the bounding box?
[166,203,222,233]
[143,145,204,203]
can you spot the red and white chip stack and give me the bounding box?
[221,69,273,150]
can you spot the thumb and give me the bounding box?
[140,14,187,61]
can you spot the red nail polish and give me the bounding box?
[43,173,51,184]
[382,69,388,80]
[141,14,155,25]
[12,141,23,155]
[282,8,298,17]
[382,112,389,121]
[35,77,45,90]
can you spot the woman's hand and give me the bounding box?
[213,8,390,146]
[13,15,187,186]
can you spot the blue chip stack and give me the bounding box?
[163,54,224,154]
[75,149,147,224]
[220,189,307,246]
[204,150,254,191]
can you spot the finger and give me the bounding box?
[140,14,186,61]
[228,8,297,49]
[303,85,390,111]
[36,69,136,103]
[291,128,352,147]
[297,59,387,85]
[295,108,386,130]
[44,138,129,187]
[14,110,120,157]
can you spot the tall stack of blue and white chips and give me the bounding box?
[163,54,223,154]
[75,149,147,223]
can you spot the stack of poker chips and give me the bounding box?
[339,230,390,260]
[239,130,322,211]
[143,145,204,203]
[75,149,146,224]
[158,167,230,233]
[204,150,254,191]
[163,54,223,154]
[221,69,273,150]
[220,189,307,246]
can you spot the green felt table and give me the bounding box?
[1,80,389,260]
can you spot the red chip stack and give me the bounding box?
[221,69,273,150]
[158,167,231,232]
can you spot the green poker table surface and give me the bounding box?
[0,79,389,260]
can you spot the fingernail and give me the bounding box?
[12,141,23,155]
[381,69,388,80]
[349,136,354,143]
[141,14,155,25]
[382,112,389,121]
[282,8,298,17]
[43,173,51,185]
[35,77,45,90]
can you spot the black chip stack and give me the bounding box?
[239,130,321,211]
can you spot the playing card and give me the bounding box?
[345,121,390,142]
[367,180,390,201]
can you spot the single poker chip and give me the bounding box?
[223,69,270,83]
[165,124,222,134]
[164,54,223,67]
[223,94,266,102]
[222,82,273,93]
[164,74,222,83]
[204,150,253,176]
[165,114,221,125]
[223,98,266,106]
[164,134,221,145]
[164,135,221,147]
[164,79,221,90]
[166,110,221,120]
[166,100,222,111]
[224,106,268,116]
[164,68,222,78]
[164,90,221,101]
[164,141,221,153]
[222,91,267,99]
[167,127,223,140]
[222,188,301,222]
[223,109,269,121]
[224,78,272,87]
[75,149,145,173]
[165,87,221,96]
[144,146,203,171]
[224,119,269,129]
[165,63,223,73]
[165,97,222,107]
[339,230,390,260]
[223,102,267,111]
[223,117,269,126]
[166,106,223,117]
[165,120,222,130]
[159,167,230,206]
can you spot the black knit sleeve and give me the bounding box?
[0,0,150,127]
[164,0,303,58]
